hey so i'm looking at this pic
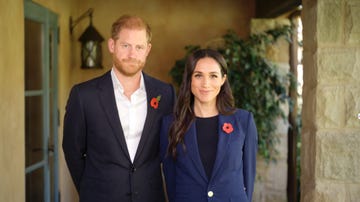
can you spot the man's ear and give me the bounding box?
[108,38,115,53]
[146,43,152,56]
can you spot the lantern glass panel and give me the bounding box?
[81,40,102,68]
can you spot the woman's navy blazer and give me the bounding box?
[160,109,258,202]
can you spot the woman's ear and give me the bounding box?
[222,74,227,85]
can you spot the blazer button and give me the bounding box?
[130,165,136,172]
[208,191,214,197]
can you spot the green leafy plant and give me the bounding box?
[169,26,294,162]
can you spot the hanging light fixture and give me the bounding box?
[70,8,104,69]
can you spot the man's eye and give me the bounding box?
[136,46,144,50]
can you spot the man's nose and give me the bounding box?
[128,47,137,58]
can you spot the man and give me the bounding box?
[63,15,175,202]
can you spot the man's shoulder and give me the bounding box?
[143,72,171,87]
[74,71,110,89]
[143,73,175,99]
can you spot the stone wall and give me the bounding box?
[301,0,360,201]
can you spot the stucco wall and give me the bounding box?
[69,0,255,84]
[0,0,25,201]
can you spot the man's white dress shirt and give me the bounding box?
[111,69,147,162]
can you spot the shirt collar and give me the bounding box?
[111,67,146,94]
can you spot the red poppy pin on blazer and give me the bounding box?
[222,123,233,134]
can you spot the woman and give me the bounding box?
[160,49,258,202]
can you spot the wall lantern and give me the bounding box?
[70,8,104,69]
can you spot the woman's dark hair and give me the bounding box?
[167,48,235,159]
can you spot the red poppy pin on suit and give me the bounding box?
[150,95,161,109]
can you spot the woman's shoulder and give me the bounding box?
[234,108,252,118]
[160,113,175,134]
[162,113,175,123]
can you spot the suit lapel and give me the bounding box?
[211,114,233,180]
[184,122,208,183]
[133,74,158,163]
[97,72,131,161]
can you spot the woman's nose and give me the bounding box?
[202,77,210,87]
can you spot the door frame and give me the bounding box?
[24,1,59,202]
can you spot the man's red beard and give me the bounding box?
[114,58,145,77]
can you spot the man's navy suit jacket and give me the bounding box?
[160,109,258,202]
[63,71,175,202]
